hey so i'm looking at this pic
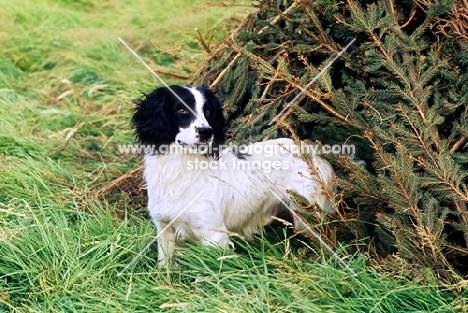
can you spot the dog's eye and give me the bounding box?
[204,109,210,116]
[176,108,189,115]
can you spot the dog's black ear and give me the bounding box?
[198,86,226,145]
[131,87,176,146]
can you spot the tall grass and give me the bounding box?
[1,198,465,312]
[0,0,467,311]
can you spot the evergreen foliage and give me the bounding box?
[193,0,468,282]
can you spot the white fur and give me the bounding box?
[144,138,336,267]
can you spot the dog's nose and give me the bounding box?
[196,126,214,140]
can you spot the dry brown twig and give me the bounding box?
[92,166,145,199]
[195,28,212,53]
[210,53,242,88]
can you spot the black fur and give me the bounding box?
[132,85,226,156]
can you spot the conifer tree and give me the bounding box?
[193,0,468,282]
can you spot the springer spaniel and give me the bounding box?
[131,85,336,266]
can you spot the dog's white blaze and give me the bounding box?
[186,86,209,126]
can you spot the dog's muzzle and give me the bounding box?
[196,126,214,142]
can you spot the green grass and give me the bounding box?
[0,199,466,312]
[0,0,467,312]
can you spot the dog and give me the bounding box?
[131,85,336,266]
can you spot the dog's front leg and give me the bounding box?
[153,220,176,268]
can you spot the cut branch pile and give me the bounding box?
[95,0,468,283]
[189,0,468,283]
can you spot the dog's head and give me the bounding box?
[132,85,225,155]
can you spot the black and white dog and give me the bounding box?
[132,85,336,266]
